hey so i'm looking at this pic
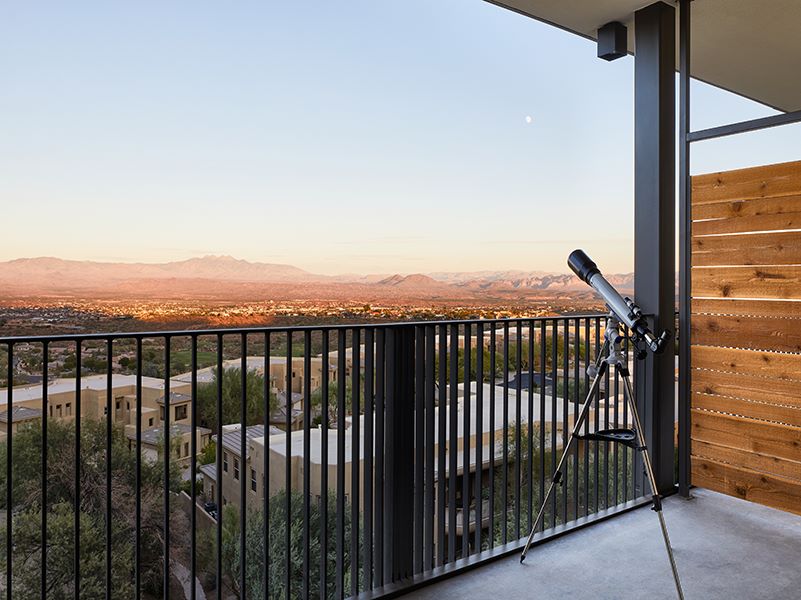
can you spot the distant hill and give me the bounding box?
[0,255,320,289]
[0,256,633,302]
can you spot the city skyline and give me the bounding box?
[3,1,800,276]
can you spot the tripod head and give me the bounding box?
[568,249,670,354]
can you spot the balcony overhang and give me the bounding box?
[490,0,801,112]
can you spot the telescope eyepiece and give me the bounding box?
[568,249,601,285]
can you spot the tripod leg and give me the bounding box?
[520,360,606,562]
[621,371,685,600]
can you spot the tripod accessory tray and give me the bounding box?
[578,428,639,449]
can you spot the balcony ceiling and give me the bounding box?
[491,0,801,112]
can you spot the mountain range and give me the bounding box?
[0,256,633,301]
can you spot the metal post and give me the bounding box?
[677,0,693,498]
[634,1,676,495]
[385,325,415,582]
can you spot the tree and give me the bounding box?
[309,377,355,426]
[196,367,278,431]
[219,490,360,599]
[0,419,188,599]
[199,440,217,465]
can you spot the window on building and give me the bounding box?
[49,406,53,417]
[148,418,154,427]
[223,452,228,472]
[160,407,165,421]
[115,401,120,410]
[66,403,72,416]
[175,405,187,421]
[251,469,257,492]
[127,402,130,410]
[233,458,239,480]
[56,404,62,417]
[184,442,189,457]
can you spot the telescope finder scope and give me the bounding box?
[567,249,670,355]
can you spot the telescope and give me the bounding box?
[568,249,670,354]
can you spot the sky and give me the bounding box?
[2,1,800,275]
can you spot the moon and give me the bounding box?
[525,115,533,124]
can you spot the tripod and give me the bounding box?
[520,313,684,600]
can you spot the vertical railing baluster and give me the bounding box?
[527,321,534,533]
[603,327,611,510]
[424,326,435,567]
[5,344,12,600]
[164,336,171,600]
[573,318,580,521]
[319,330,328,599]
[216,335,223,600]
[135,339,142,600]
[375,329,385,586]
[488,325,496,546]
[240,334,247,600]
[75,340,82,599]
[447,324,457,562]
[190,336,197,600]
[561,319,569,524]
[363,328,375,589]
[302,331,311,600]
[501,321,509,544]
[105,338,113,600]
[550,320,557,527]
[264,332,271,600]
[594,318,601,513]
[583,319,591,517]
[41,341,48,600]
[285,332,292,600]
[538,320,545,533]
[623,330,630,502]
[436,325,446,565]
[514,321,521,539]
[414,326,424,572]
[473,323,483,553]
[350,328,360,597]
[613,337,620,504]
[335,332,345,598]
[462,324,471,556]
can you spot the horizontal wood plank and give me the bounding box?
[692,266,801,299]
[692,194,801,221]
[692,391,801,425]
[691,409,801,464]
[692,160,801,205]
[691,314,801,353]
[691,345,801,381]
[691,456,801,515]
[692,231,801,266]
[691,298,801,318]
[692,439,801,482]
[693,210,801,236]
[692,370,801,409]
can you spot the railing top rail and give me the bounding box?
[0,313,608,344]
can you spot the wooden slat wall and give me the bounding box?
[691,159,801,516]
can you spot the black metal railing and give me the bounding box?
[0,315,648,599]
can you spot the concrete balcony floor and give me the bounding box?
[402,488,801,600]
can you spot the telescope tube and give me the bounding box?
[568,249,668,353]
